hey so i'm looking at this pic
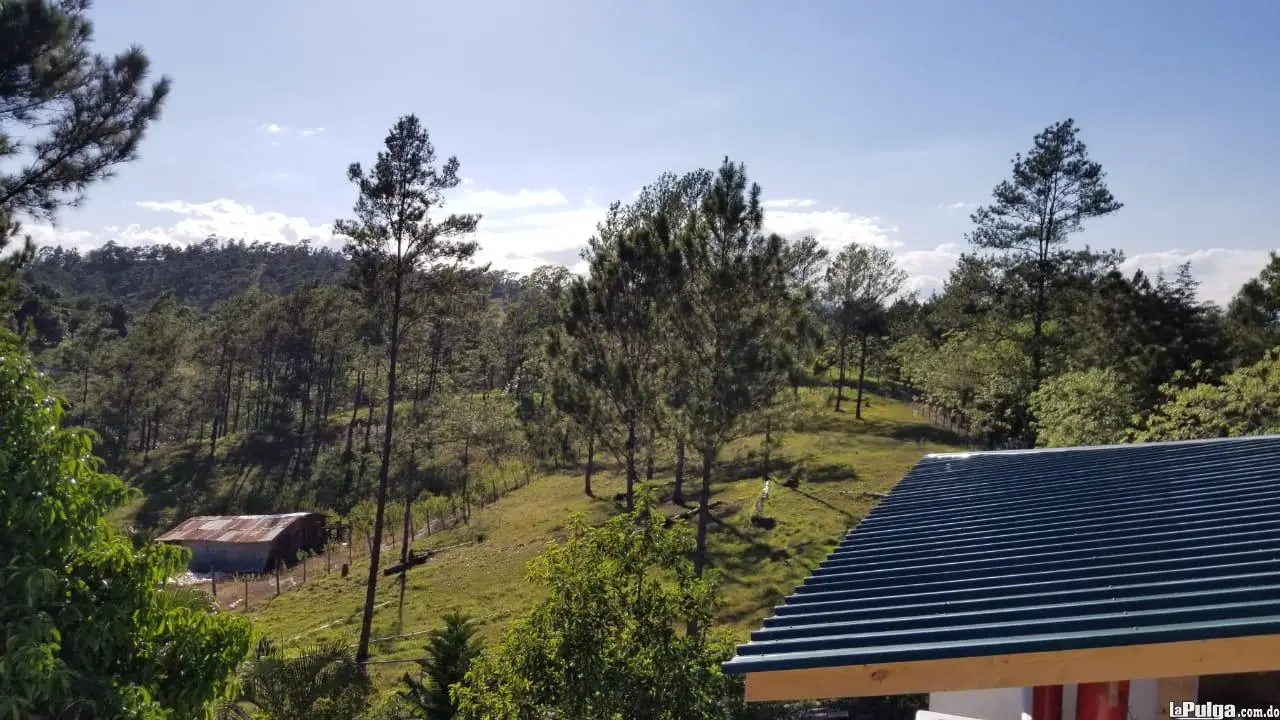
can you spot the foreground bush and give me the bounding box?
[1,330,253,718]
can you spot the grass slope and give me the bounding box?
[245,389,964,686]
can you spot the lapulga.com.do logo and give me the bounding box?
[1170,702,1280,719]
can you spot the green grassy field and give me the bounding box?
[238,388,964,687]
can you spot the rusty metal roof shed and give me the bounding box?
[156,512,317,544]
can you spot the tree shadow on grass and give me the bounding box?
[129,429,318,530]
[789,487,858,521]
[704,513,791,588]
[714,456,799,484]
[802,463,858,484]
[225,430,293,471]
[720,584,793,625]
[884,422,968,446]
[131,443,219,529]
[793,412,856,434]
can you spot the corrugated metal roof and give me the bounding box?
[156,512,317,544]
[723,435,1280,675]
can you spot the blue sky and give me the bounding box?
[28,0,1280,304]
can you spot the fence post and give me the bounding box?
[243,577,249,613]
[210,569,217,601]
[326,545,332,574]
[302,555,308,584]
[275,562,281,596]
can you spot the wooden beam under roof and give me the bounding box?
[743,634,1280,702]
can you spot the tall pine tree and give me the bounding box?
[665,158,814,577]
[969,119,1121,438]
[336,115,480,663]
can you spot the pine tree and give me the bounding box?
[822,243,906,418]
[969,119,1122,413]
[398,612,483,720]
[664,158,815,577]
[1,0,170,311]
[336,114,480,663]
[556,227,667,510]
[552,173,705,510]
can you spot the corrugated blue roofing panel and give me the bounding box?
[723,435,1280,675]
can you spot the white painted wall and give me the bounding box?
[929,680,1159,720]
[929,688,1031,720]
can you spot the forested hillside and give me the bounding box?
[4,1,1280,715]
[23,240,350,310]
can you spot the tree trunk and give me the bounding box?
[645,427,655,483]
[398,445,416,615]
[209,395,220,459]
[213,343,233,460]
[673,438,686,505]
[231,368,243,434]
[356,281,402,664]
[79,363,90,425]
[342,371,362,496]
[835,337,848,412]
[462,437,471,522]
[584,433,595,497]
[317,350,335,426]
[1024,226,1053,448]
[763,415,771,480]
[624,420,637,511]
[117,402,131,464]
[855,331,869,420]
[141,410,151,461]
[693,448,716,577]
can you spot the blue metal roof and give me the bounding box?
[723,435,1280,675]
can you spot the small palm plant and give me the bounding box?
[218,638,370,720]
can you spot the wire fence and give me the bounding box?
[185,461,535,612]
[197,541,362,613]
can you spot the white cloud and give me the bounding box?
[22,223,100,254]
[23,186,591,274]
[762,198,818,209]
[764,208,900,250]
[470,206,607,273]
[461,177,475,185]
[1122,248,1270,306]
[22,192,898,279]
[447,188,568,214]
[258,122,325,139]
[883,244,1265,306]
[938,201,976,214]
[25,199,336,251]
[20,184,1268,306]
[895,243,964,298]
